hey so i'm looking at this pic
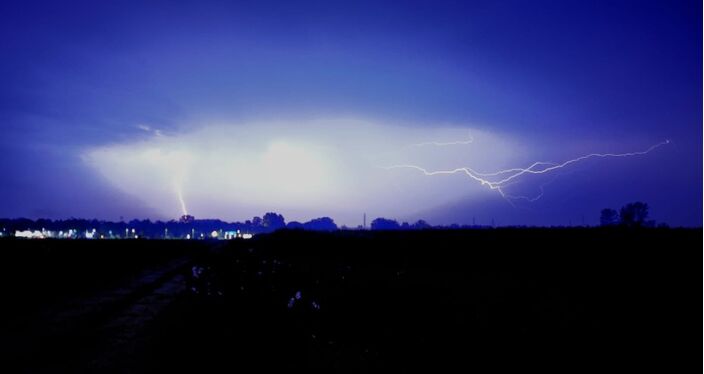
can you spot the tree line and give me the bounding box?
[600,202,659,228]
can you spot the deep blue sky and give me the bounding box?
[1,0,701,226]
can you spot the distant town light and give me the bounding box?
[15,230,45,239]
[211,230,218,238]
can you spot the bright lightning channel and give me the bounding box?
[176,184,188,215]
[384,140,670,203]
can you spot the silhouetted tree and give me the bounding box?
[371,218,400,230]
[411,220,431,230]
[303,217,338,231]
[619,202,649,227]
[262,212,286,231]
[600,209,619,226]
[286,221,304,230]
[251,216,262,227]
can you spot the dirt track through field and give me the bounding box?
[3,256,192,372]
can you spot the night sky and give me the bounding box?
[1,0,701,227]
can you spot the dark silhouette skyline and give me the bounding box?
[0,200,678,240]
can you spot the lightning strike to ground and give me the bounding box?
[176,184,188,216]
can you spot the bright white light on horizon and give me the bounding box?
[15,230,45,239]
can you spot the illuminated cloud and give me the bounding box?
[83,119,517,225]
[84,118,670,226]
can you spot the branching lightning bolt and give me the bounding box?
[498,176,560,204]
[384,139,670,203]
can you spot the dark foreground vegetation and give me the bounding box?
[0,228,700,372]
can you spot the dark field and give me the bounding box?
[0,228,700,372]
